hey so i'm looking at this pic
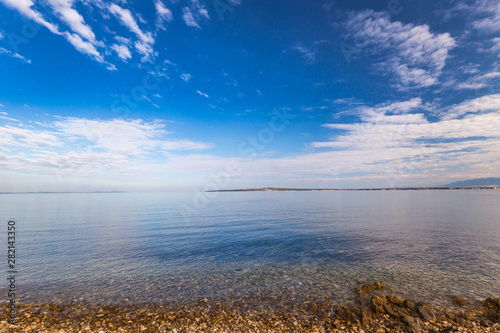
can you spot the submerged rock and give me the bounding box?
[484,298,500,310]
[362,284,372,294]
[452,295,467,306]
[371,281,384,290]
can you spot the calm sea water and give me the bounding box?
[1,190,500,307]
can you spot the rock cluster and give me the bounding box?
[0,283,498,332]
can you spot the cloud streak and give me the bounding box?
[155,0,173,30]
[109,4,155,62]
[0,47,32,63]
[182,0,210,28]
[0,117,213,178]
[342,10,456,89]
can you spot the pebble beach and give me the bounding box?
[2,282,499,333]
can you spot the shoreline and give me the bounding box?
[206,186,500,192]
[2,283,499,332]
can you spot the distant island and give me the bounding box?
[207,178,500,192]
[441,177,500,187]
[207,186,500,192]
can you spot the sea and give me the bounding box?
[1,190,500,307]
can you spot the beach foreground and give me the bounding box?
[2,285,499,333]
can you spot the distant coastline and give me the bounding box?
[207,186,500,192]
[0,191,127,195]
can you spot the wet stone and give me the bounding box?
[415,302,436,322]
[452,295,467,306]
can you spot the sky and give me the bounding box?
[0,0,499,192]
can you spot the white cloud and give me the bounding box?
[109,4,155,61]
[342,10,456,89]
[134,41,154,61]
[0,47,32,63]
[114,36,131,45]
[180,73,191,81]
[455,72,500,90]
[279,95,499,185]
[64,32,103,62]
[0,31,3,39]
[0,0,60,34]
[482,72,500,79]
[46,0,96,42]
[456,82,486,90]
[196,90,209,98]
[470,0,500,33]
[0,125,60,149]
[161,139,212,151]
[0,118,213,180]
[0,115,20,122]
[109,4,153,45]
[293,44,316,63]
[182,7,199,28]
[53,118,166,156]
[182,0,210,28]
[371,97,422,114]
[111,43,132,60]
[155,0,173,30]
[490,37,500,54]
[0,0,115,66]
[153,93,162,98]
[442,93,500,120]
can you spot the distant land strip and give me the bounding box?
[206,186,500,192]
[0,191,127,194]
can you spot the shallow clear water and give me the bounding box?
[1,190,500,306]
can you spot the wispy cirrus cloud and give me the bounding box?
[455,72,500,90]
[0,0,60,34]
[196,90,209,98]
[46,0,96,42]
[0,117,213,178]
[0,0,116,66]
[141,94,500,188]
[182,0,210,29]
[154,0,173,30]
[263,94,497,185]
[0,47,32,63]
[441,93,500,120]
[468,0,500,33]
[293,44,316,64]
[108,4,155,62]
[63,32,103,62]
[342,10,456,89]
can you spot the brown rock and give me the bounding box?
[360,309,372,327]
[362,285,372,293]
[370,296,394,316]
[452,295,467,306]
[484,298,500,310]
[402,299,413,310]
[415,302,436,322]
[403,315,422,333]
[386,296,403,307]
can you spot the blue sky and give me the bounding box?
[0,0,499,191]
